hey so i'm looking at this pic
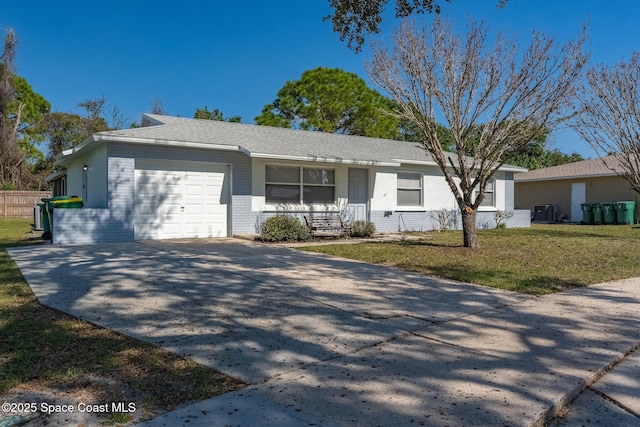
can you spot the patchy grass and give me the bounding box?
[300,224,640,295]
[0,218,244,424]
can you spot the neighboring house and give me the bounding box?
[46,114,530,244]
[514,155,639,223]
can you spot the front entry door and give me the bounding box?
[347,168,368,222]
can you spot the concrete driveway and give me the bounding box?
[8,239,640,426]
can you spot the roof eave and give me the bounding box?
[499,165,529,173]
[53,135,99,167]
[515,172,619,183]
[93,134,243,153]
[45,168,67,183]
[249,152,394,166]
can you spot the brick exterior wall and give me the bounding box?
[53,208,134,245]
[370,208,530,233]
[231,195,262,234]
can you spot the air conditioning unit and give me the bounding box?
[533,204,557,222]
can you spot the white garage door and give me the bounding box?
[134,160,229,240]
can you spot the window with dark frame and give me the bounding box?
[265,165,335,204]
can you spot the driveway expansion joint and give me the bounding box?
[586,387,640,419]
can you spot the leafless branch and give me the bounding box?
[570,52,640,195]
[367,17,589,246]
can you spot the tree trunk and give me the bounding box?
[461,208,479,248]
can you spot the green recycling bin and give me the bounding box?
[615,201,636,225]
[591,203,604,225]
[580,203,593,224]
[601,203,616,224]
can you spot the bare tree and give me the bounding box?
[0,29,31,189]
[368,18,589,247]
[150,98,165,115]
[570,53,640,196]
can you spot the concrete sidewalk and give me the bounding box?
[7,239,640,426]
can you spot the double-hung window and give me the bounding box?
[265,166,300,203]
[397,172,422,207]
[302,168,335,203]
[475,180,495,207]
[265,165,335,204]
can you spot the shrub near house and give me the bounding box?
[260,215,309,242]
[349,220,376,238]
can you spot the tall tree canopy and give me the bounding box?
[326,0,507,51]
[256,67,401,139]
[368,18,589,247]
[436,125,585,169]
[194,106,241,123]
[44,97,120,161]
[570,52,640,196]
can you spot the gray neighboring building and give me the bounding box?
[47,114,529,244]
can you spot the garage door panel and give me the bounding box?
[134,160,228,240]
[185,205,204,215]
[185,184,204,196]
[136,183,181,197]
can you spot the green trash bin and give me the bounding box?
[591,203,604,225]
[40,196,82,240]
[601,203,616,224]
[580,203,593,224]
[51,197,83,209]
[615,201,636,225]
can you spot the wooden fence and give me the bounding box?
[0,191,51,217]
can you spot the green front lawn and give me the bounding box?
[300,224,640,295]
[0,218,243,422]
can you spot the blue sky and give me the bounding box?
[2,1,638,158]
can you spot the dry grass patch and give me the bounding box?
[0,218,244,425]
[301,224,640,295]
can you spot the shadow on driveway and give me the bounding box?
[8,239,640,426]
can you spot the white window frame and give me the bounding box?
[265,165,336,204]
[396,172,423,207]
[474,179,495,208]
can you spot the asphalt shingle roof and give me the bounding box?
[514,155,624,182]
[94,114,438,166]
[71,114,524,172]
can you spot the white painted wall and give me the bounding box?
[423,167,459,210]
[371,165,459,211]
[65,144,108,208]
[371,166,510,212]
[370,167,396,211]
[250,159,511,214]
[491,171,507,212]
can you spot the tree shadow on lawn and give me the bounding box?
[424,264,585,295]
[378,239,463,248]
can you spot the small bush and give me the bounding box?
[260,215,309,242]
[494,210,514,228]
[349,220,376,238]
